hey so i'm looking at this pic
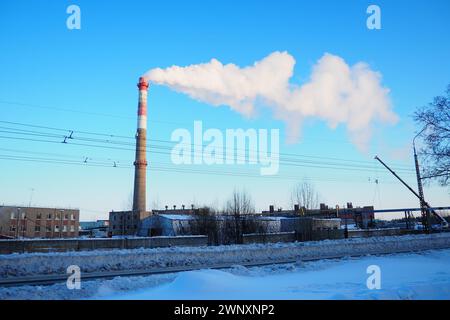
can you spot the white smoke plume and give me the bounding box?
[144,51,398,151]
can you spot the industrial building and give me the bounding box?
[0,205,79,239]
[79,220,109,237]
[109,210,150,236]
[138,213,193,237]
[136,206,341,244]
[262,203,375,229]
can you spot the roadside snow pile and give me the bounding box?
[1,233,450,278]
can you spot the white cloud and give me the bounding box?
[144,51,398,151]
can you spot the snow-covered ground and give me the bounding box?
[2,233,450,278]
[1,249,450,300]
[102,249,450,300]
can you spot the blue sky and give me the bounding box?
[0,0,449,221]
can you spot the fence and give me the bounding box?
[0,235,208,254]
[242,232,296,244]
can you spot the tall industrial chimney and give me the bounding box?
[132,77,149,213]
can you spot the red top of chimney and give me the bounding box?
[138,77,149,90]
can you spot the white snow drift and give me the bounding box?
[103,249,450,300]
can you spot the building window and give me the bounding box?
[55,225,60,232]
[47,213,52,220]
[35,226,40,232]
[55,214,60,220]
[36,213,41,220]
[71,214,75,220]
[63,225,67,232]
[10,226,16,232]
[64,214,69,220]
[70,225,74,232]
[46,226,51,232]
[21,212,26,219]
[10,212,15,219]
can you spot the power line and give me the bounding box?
[0,153,414,185]
[0,147,130,163]
[0,100,134,120]
[0,147,413,183]
[0,119,412,166]
[0,120,416,172]
[0,100,189,127]
[0,134,417,176]
[0,99,404,147]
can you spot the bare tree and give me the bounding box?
[151,195,161,211]
[122,191,133,210]
[291,180,319,210]
[189,206,220,245]
[414,84,450,186]
[223,189,255,244]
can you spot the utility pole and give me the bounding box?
[16,208,20,239]
[52,208,56,238]
[60,210,64,238]
[413,127,430,231]
[374,155,448,231]
[22,215,26,238]
[28,188,34,207]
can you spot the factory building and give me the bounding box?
[79,220,109,237]
[136,205,341,244]
[262,203,375,229]
[109,210,150,236]
[0,205,79,239]
[138,213,193,237]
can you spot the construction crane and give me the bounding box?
[374,155,448,230]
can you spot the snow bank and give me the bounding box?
[1,233,450,278]
[2,249,450,300]
[102,249,450,300]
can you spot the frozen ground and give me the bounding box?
[1,249,450,300]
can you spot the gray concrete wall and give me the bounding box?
[0,236,208,254]
[348,228,422,238]
[0,228,429,254]
[242,232,296,244]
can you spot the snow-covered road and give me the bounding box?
[1,249,450,300]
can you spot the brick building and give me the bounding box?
[0,206,80,239]
[108,210,150,236]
